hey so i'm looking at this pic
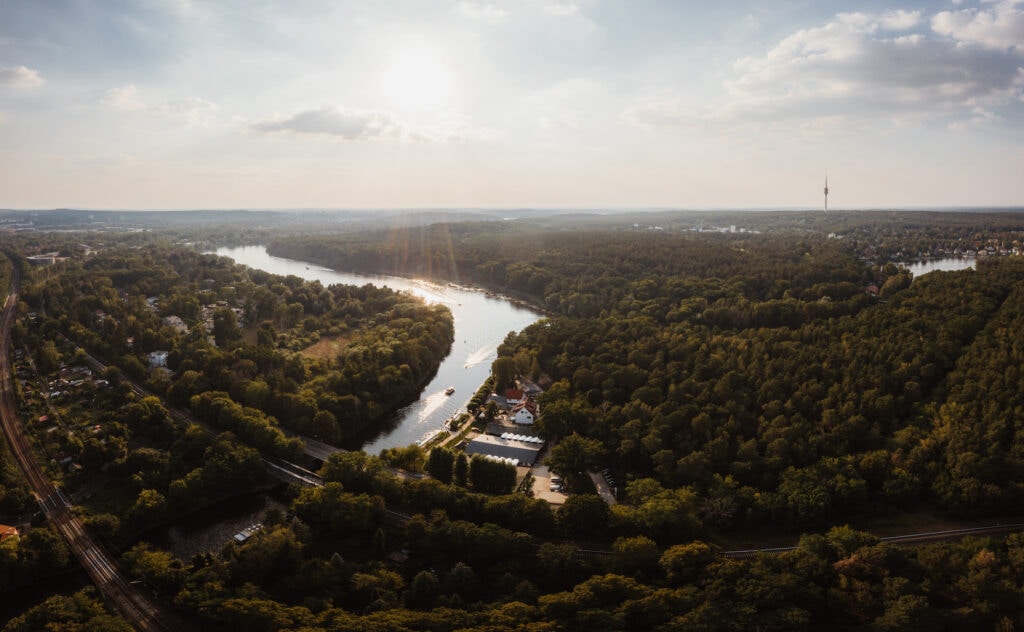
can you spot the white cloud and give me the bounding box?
[539,109,580,130]
[458,2,507,23]
[622,97,697,130]
[153,97,217,124]
[542,2,580,17]
[248,105,490,142]
[624,8,1024,133]
[932,1,1024,52]
[0,65,44,90]
[405,118,494,142]
[103,85,145,110]
[102,84,216,124]
[880,9,923,31]
[948,106,1000,130]
[250,106,397,139]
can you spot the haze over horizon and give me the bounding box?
[1,1,1022,210]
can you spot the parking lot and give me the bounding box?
[527,462,567,505]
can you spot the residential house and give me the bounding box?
[149,350,169,368]
[504,388,525,409]
[512,400,538,425]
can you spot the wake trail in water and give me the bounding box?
[464,335,504,368]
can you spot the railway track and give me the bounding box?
[0,260,173,631]
[721,522,1024,559]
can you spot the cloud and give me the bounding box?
[948,106,1000,131]
[624,8,1024,132]
[458,2,507,23]
[154,97,217,123]
[932,1,1024,52]
[405,118,494,142]
[622,97,697,130]
[543,3,580,17]
[103,85,145,110]
[250,106,397,139]
[102,84,216,124]
[248,105,490,142]
[0,65,44,90]
[879,9,923,31]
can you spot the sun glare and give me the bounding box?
[379,46,456,113]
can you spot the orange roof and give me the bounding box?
[0,524,18,540]
[513,401,537,414]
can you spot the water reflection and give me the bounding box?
[215,246,543,453]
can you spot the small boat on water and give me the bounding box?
[444,386,455,395]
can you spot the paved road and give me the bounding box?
[0,259,175,631]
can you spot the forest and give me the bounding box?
[18,243,453,448]
[269,216,1024,532]
[3,211,1024,629]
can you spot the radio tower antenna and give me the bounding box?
[824,175,829,213]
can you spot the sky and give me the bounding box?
[0,0,1022,210]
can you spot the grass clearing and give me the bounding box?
[299,335,352,360]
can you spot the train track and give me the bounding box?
[0,260,173,631]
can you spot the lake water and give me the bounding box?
[215,246,544,453]
[903,257,975,276]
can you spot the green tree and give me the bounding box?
[426,447,455,484]
[547,433,606,485]
[404,570,440,610]
[557,494,610,540]
[610,535,660,578]
[3,588,132,632]
[454,452,469,487]
[659,541,719,586]
[212,307,240,347]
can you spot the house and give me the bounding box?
[504,388,525,408]
[487,393,508,409]
[0,524,18,541]
[512,401,538,425]
[27,252,60,266]
[162,315,189,334]
[149,350,169,368]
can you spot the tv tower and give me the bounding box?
[823,175,829,212]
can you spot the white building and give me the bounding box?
[512,401,538,425]
[148,351,169,368]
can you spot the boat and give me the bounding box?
[444,386,455,395]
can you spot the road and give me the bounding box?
[0,260,175,631]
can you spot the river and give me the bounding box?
[215,245,544,453]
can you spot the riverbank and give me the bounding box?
[214,246,544,454]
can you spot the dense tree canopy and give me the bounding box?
[8,213,1024,629]
[20,243,454,446]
